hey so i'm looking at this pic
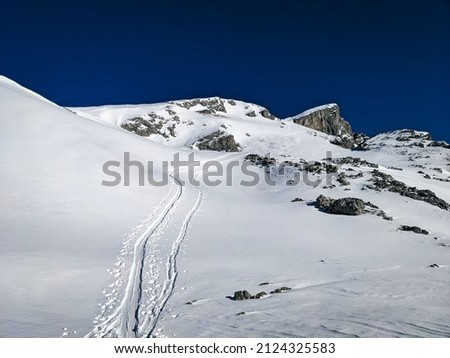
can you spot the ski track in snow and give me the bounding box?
[145,188,203,337]
[87,153,239,338]
[86,176,183,337]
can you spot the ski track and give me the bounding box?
[86,176,182,337]
[86,153,240,338]
[145,188,203,337]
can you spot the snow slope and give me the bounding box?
[0,76,179,337]
[1,76,449,338]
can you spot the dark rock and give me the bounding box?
[195,131,240,152]
[291,198,304,202]
[337,173,350,186]
[424,174,431,179]
[259,282,270,286]
[120,117,163,137]
[245,154,276,167]
[332,157,378,168]
[428,141,450,149]
[365,201,379,209]
[315,195,366,216]
[398,225,429,235]
[429,264,440,268]
[228,99,236,106]
[260,109,276,120]
[270,287,292,294]
[353,132,370,150]
[291,104,355,149]
[174,97,227,113]
[251,292,267,299]
[234,290,252,301]
[246,110,257,117]
[167,124,176,137]
[315,195,334,210]
[370,170,450,211]
[330,198,366,215]
[236,311,246,316]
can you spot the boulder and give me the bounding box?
[234,290,252,301]
[315,195,366,216]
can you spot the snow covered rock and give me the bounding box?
[291,103,354,149]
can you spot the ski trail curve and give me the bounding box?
[85,176,182,338]
[145,188,203,337]
[118,176,183,338]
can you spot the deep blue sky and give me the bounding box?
[1,0,449,141]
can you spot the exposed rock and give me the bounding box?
[291,197,304,202]
[245,154,276,167]
[291,104,354,149]
[315,195,366,216]
[315,195,334,210]
[353,132,370,150]
[428,141,450,149]
[330,197,366,215]
[167,124,176,137]
[259,282,270,286]
[270,287,292,294]
[195,131,240,152]
[332,157,378,168]
[369,170,450,211]
[120,117,163,137]
[236,311,246,315]
[429,264,440,268]
[251,291,267,299]
[228,99,236,106]
[246,110,256,117]
[260,109,275,120]
[234,290,252,301]
[398,225,429,235]
[337,173,350,186]
[174,97,227,113]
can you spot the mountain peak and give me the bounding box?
[289,103,354,149]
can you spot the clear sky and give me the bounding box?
[1,0,449,141]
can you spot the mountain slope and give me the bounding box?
[1,76,449,338]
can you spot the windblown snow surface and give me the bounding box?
[1,76,450,338]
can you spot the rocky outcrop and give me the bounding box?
[244,154,276,167]
[195,130,240,152]
[173,97,227,114]
[291,104,354,149]
[260,109,275,120]
[120,117,163,137]
[315,195,366,215]
[234,290,252,301]
[233,290,267,300]
[369,170,450,211]
[398,225,429,235]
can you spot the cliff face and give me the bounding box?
[291,104,355,149]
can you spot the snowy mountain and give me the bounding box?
[1,76,449,338]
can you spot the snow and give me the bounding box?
[1,77,450,338]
